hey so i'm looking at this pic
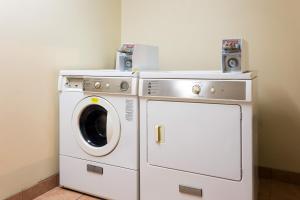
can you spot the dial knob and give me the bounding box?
[192,85,201,95]
[120,81,129,91]
[227,58,239,68]
[94,82,101,89]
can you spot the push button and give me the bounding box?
[210,87,216,94]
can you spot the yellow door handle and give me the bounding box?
[155,125,164,143]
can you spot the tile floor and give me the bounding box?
[259,179,300,200]
[33,187,99,200]
[34,179,300,200]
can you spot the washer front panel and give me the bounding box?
[72,96,121,156]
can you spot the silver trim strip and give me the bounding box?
[139,79,247,101]
[83,77,133,94]
[60,76,138,95]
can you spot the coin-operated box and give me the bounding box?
[221,39,248,73]
[116,44,159,71]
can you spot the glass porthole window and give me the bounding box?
[72,97,120,156]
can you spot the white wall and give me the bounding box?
[0,0,120,199]
[122,0,300,173]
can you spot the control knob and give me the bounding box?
[120,81,129,91]
[227,58,239,68]
[94,82,101,89]
[192,85,201,95]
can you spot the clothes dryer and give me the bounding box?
[138,71,258,200]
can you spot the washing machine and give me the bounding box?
[138,71,258,200]
[58,70,139,200]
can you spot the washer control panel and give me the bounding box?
[83,77,133,94]
[62,76,136,95]
[141,79,249,101]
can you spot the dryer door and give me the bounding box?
[72,96,120,156]
[147,101,242,181]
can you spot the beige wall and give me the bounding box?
[0,0,120,199]
[122,0,300,172]
[1,0,299,198]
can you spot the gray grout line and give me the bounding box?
[76,194,84,200]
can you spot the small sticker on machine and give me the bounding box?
[91,97,99,103]
[125,99,134,121]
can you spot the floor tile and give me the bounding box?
[78,195,101,200]
[259,178,271,200]
[22,175,59,200]
[33,187,82,200]
[270,180,300,200]
[31,179,300,200]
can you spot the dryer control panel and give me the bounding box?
[139,79,251,102]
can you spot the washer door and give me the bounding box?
[72,96,120,156]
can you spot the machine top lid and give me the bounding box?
[139,70,256,80]
[59,70,138,77]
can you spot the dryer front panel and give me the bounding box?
[147,101,242,181]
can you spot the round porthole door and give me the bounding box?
[72,96,121,156]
